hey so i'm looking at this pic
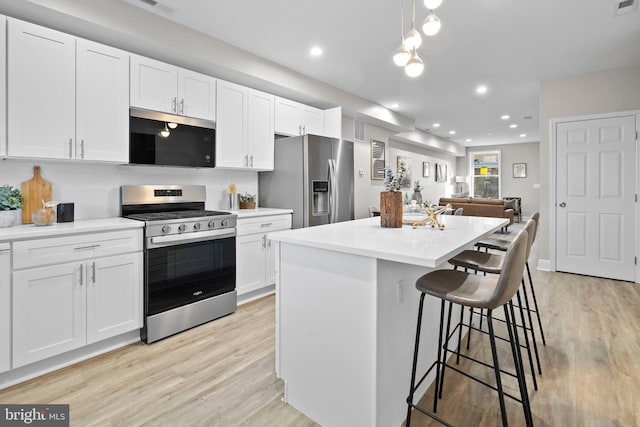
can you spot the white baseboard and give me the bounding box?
[238,285,275,305]
[537,259,551,271]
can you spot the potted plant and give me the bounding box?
[0,185,25,227]
[411,180,424,204]
[238,192,257,209]
[380,161,407,228]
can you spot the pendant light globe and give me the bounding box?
[424,0,443,9]
[393,44,412,67]
[403,27,422,50]
[422,12,441,36]
[404,50,424,77]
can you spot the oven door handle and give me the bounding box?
[148,229,236,248]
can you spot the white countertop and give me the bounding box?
[234,207,293,219]
[269,215,508,268]
[0,217,143,241]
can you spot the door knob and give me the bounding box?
[559,202,566,207]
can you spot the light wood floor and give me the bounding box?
[2,251,640,426]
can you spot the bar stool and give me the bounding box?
[406,229,533,427]
[475,212,545,346]
[449,219,542,383]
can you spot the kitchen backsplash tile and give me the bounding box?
[0,159,258,220]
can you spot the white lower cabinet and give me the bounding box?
[0,243,10,373]
[11,230,143,368]
[236,214,291,295]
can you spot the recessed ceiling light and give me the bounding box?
[449,130,456,135]
[520,133,527,138]
[465,138,472,142]
[475,85,488,95]
[433,123,440,128]
[509,124,518,128]
[310,46,323,57]
[500,115,510,120]
[390,103,399,109]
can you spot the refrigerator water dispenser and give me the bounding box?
[312,180,329,216]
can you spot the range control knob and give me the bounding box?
[193,222,201,231]
[208,219,217,229]
[161,225,171,234]
[178,224,187,233]
[221,219,228,228]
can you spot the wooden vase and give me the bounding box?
[380,191,403,228]
[239,201,256,209]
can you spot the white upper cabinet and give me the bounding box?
[7,19,129,162]
[76,39,129,162]
[216,79,274,170]
[8,18,76,159]
[0,16,6,158]
[130,55,216,121]
[247,88,275,170]
[275,96,324,136]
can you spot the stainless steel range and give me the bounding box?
[121,184,237,343]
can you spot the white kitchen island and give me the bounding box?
[268,215,508,427]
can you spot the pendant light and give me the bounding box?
[424,0,443,9]
[404,48,424,77]
[403,0,422,50]
[422,11,441,36]
[159,123,170,138]
[393,0,411,67]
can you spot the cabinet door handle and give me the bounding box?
[68,138,73,158]
[0,248,10,253]
[180,98,185,115]
[249,155,254,167]
[267,239,272,248]
[79,263,84,287]
[260,223,272,228]
[92,261,96,284]
[81,139,85,159]
[244,155,249,167]
[262,234,266,249]
[298,125,302,135]
[303,125,306,134]
[74,244,101,251]
[172,97,177,113]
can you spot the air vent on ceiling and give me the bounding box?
[615,0,637,15]
[138,0,158,6]
[354,119,366,142]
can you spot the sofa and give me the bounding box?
[438,197,514,231]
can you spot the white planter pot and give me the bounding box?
[0,209,21,227]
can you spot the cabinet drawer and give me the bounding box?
[13,229,143,270]
[236,215,292,236]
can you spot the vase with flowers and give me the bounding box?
[0,185,25,227]
[380,161,407,228]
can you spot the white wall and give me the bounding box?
[456,142,540,216]
[538,64,640,263]
[0,159,257,220]
[345,117,457,219]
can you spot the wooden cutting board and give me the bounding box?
[21,166,53,224]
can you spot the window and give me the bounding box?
[469,150,501,199]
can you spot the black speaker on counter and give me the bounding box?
[57,202,74,223]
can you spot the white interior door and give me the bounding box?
[556,115,636,281]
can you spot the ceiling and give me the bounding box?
[122,0,640,147]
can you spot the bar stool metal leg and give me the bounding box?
[486,309,509,427]
[526,262,546,345]
[505,302,534,427]
[520,277,543,374]
[516,289,538,391]
[438,301,454,399]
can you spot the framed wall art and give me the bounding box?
[513,162,527,178]
[396,155,412,188]
[370,139,386,180]
[435,163,447,182]
[422,162,430,178]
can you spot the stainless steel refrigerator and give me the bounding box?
[259,134,354,229]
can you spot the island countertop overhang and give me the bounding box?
[268,216,509,268]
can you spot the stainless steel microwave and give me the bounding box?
[129,108,216,168]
